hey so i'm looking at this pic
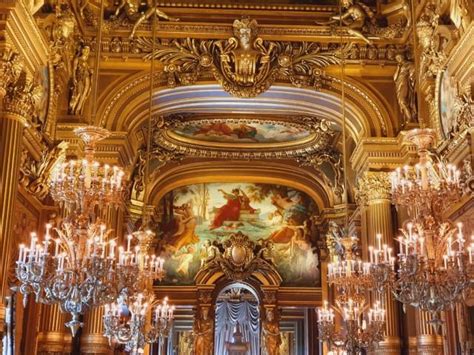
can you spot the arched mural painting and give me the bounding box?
[157,182,321,286]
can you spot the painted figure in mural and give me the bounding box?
[129,1,179,38]
[194,122,258,141]
[269,192,307,243]
[393,54,417,125]
[200,239,220,266]
[210,188,256,229]
[160,183,320,286]
[257,239,274,264]
[175,245,196,278]
[68,45,92,116]
[168,202,199,250]
[262,308,281,355]
[193,307,213,355]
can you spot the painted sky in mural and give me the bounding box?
[173,122,311,144]
[157,183,320,286]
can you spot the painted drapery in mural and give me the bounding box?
[157,183,320,286]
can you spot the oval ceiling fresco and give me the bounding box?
[156,182,321,287]
[170,120,314,147]
[155,114,335,154]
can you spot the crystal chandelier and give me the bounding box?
[103,294,174,354]
[15,127,165,335]
[49,126,125,214]
[370,220,473,326]
[390,129,463,219]
[369,128,473,327]
[15,220,165,335]
[318,235,386,353]
[318,299,385,354]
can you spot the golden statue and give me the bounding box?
[193,307,213,355]
[129,0,179,38]
[262,308,281,355]
[217,18,275,88]
[68,45,92,116]
[111,0,140,21]
[318,0,376,45]
[393,54,417,125]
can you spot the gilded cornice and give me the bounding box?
[355,171,392,205]
[87,35,407,61]
[350,134,418,173]
[1,0,48,74]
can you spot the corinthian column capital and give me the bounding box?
[0,48,23,101]
[355,171,392,205]
[1,73,40,125]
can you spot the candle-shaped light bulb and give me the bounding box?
[127,234,132,252]
[109,240,116,258]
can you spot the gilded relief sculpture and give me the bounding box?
[262,308,281,355]
[68,45,92,116]
[393,53,417,125]
[141,18,345,98]
[318,0,377,45]
[129,0,179,38]
[193,306,213,355]
[317,0,407,44]
[0,50,24,99]
[109,0,179,38]
[20,142,69,200]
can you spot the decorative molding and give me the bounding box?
[195,231,282,286]
[135,18,345,98]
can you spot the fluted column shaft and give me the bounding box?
[0,112,25,343]
[415,310,443,355]
[80,206,123,354]
[81,306,110,355]
[37,304,67,355]
[358,171,401,354]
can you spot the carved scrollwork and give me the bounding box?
[19,142,69,201]
[355,171,391,205]
[130,145,184,199]
[196,232,281,284]
[416,3,460,81]
[296,148,344,198]
[3,71,44,124]
[136,18,346,98]
[0,49,24,99]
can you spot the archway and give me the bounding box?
[214,283,260,355]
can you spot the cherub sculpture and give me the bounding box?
[128,0,179,38]
[317,0,376,45]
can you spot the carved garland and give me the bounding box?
[134,18,348,98]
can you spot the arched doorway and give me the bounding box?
[214,283,260,355]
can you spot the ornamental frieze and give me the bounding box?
[138,18,345,98]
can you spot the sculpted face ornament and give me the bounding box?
[142,18,345,98]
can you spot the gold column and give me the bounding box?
[0,60,30,344]
[80,206,123,354]
[37,304,67,355]
[80,306,111,354]
[357,171,401,354]
[415,310,443,354]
